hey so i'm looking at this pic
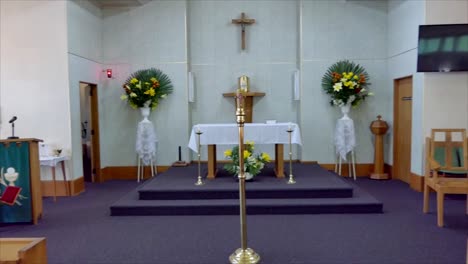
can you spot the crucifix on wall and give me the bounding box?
[232,12,255,50]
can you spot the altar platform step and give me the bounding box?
[138,165,353,200]
[109,164,383,216]
[110,187,382,216]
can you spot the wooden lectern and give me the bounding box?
[223,92,265,123]
[0,138,43,224]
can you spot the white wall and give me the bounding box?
[301,0,388,163]
[387,0,425,175]
[423,1,468,141]
[67,0,103,179]
[101,0,189,166]
[0,1,70,180]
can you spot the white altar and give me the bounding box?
[188,123,302,178]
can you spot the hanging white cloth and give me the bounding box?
[136,120,158,165]
[334,118,356,161]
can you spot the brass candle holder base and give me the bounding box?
[286,127,296,185]
[287,174,296,184]
[229,248,261,264]
[195,175,204,186]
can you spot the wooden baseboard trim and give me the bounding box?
[317,163,394,178]
[319,163,373,177]
[41,177,85,197]
[410,172,424,192]
[101,166,171,181]
[299,161,318,164]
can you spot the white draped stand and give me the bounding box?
[334,118,356,180]
[135,120,158,182]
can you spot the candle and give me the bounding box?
[196,126,201,133]
[288,123,293,130]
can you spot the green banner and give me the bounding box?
[0,142,32,223]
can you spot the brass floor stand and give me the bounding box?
[229,90,260,264]
[286,128,296,184]
[195,129,204,186]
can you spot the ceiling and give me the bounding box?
[89,0,152,9]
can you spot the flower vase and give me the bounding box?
[140,107,151,123]
[238,172,254,181]
[340,103,351,120]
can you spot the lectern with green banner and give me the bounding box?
[0,139,43,224]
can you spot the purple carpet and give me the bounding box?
[0,166,466,264]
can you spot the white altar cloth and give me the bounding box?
[188,123,302,152]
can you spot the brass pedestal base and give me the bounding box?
[287,175,296,184]
[229,248,261,264]
[195,176,204,186]
[370,173,389,180]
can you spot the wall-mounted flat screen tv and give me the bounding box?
[417,24,468,72]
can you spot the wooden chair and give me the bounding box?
[423,129,468,227]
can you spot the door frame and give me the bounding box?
[392,75,413,182]
[79,81,102,183]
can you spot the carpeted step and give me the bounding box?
[110,187,383,216]
[138,164,354,200]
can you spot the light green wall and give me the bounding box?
[67,0,103,180]
[188,0,299,160]
[301,0,388,163]
[387,0,425,175]
[101,0,189,166]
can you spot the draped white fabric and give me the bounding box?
[334,119,356,161]
[40,156,68,167]
[188,123,302,152]
[136,121,158,165]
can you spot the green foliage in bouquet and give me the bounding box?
[321,60,372,107]
[121,68,173,110]
[223,141,270,178]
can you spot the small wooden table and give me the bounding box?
[188,123,302,179]
[40,156,69,202]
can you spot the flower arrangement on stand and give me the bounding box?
[321,60,372,108]
[224,141,270,181]
[121,68,173,110]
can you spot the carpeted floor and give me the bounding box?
[0,176,467,264]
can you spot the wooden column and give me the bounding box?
[274,144,285,178]
[223,92,265,123]
[370,116,389,180]
[207,144,217,179]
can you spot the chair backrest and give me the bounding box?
[429,129,467,172]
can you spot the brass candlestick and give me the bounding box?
[195,128,204,186]
[229,89,260,264]
[287,126,296,184]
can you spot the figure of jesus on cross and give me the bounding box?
[232,12,255,50]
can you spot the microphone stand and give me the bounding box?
[8,121,19,139]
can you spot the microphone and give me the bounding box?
[9,116,17,123]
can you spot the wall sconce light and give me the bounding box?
[106,69,112,78]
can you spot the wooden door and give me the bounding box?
[393,76,413,183]
[89,84,102,182]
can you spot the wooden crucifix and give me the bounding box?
[232,12,255,50]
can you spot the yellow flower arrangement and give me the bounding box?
[121,68,173,110]
[322,60,373,107]
[224,141,270,179]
